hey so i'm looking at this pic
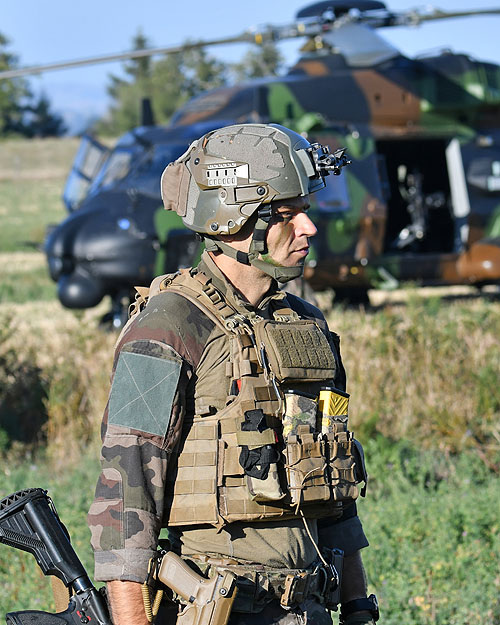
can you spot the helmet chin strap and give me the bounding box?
[204,206,304,284]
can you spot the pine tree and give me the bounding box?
[231,42,284,81]
[0,32,65,137]
[23,93,66,138]
[0,32,31,136]
[97,32,229,134]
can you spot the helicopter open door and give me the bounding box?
[63,134,109,212]
[377,137,455,257]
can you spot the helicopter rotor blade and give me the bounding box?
[1,5,500,81]
[0,20,328,81]
[384,6,500,28]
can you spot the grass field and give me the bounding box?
[0,138,499,624]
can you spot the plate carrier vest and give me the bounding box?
[128,268,367,529]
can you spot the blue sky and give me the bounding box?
[3,0,500,131]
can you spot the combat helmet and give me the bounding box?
[161,123,349,282]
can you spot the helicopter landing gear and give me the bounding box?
[99,291,132,330]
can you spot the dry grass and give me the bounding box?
[0,301,115,462]
[0,137,81,180]
[326,293,500,464]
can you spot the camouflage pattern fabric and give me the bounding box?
[88,251,366,585]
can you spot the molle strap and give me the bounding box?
[154,268,251,336]
[236,429,276,447]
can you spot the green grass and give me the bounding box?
[1,443,499,624]
[0,261,57,303]
[0,452,101,614]
[360,438,500,625]
[0,179,66,252]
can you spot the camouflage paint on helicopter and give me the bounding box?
[43,1,500,319]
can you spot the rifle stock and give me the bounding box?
[0,488,111,625]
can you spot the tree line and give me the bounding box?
[0,30,283,138]
[0,33,66,138]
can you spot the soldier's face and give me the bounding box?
[262,195,317,268]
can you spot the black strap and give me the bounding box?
[341,594,379,622]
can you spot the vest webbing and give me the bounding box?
[143,270,355,527]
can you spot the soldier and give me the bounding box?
[88,123,378,625]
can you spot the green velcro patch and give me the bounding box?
[108,351,182,436]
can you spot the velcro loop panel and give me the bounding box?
[254,320,336,382]
[236,429,276,446]
[161,161,190,217]
[108,350,181,437]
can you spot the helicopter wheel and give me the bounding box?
[332,286,370,307]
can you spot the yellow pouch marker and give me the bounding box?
[318,387,350,433]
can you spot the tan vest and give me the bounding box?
[140,269,365,528]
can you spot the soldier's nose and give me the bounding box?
[295,212,317,238]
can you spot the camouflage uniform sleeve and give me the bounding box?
[88,338,193,583]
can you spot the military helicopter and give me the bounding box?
[6,0,500,322]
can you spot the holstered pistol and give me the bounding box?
[157,551,237,625]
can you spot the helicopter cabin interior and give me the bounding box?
[376,137,467,255]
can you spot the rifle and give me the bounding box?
[0,488,112,625]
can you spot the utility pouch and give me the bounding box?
[285,425,330,505]
[253,320,336,382]
[237,409,285,502]
[326,431,359,501]
[156,551,237,625]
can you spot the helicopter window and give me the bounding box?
[312,174,350,213]
[63,135,109,211]
[63,171,93,212]
[91,150,134,190]
[122,145,186,198]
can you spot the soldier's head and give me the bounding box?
[161,123,340,283]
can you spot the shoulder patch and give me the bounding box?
[108,350,182,436]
